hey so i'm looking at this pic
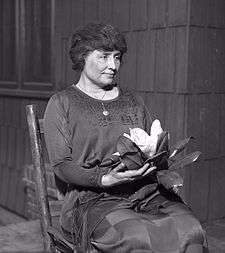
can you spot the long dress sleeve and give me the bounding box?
[43,94,109,189]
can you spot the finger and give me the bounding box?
[142,166,156,176]
[113,163,153,179]
[116,164,150,178]
[115,170,138,178]
[134,163,151,176]
[113,162,126,172]
[112,174,135,183]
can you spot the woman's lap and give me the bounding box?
[91,202,206,253]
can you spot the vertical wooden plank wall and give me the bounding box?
[186,0,225,221]
[0,95,48,216]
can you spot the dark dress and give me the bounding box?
[44,85,207,253]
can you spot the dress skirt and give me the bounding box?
[61,191,207,253]
[91,202,205,253]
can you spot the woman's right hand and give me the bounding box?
[101,162,156,187]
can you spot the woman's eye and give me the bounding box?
[100,55,108,59]
[115,55,121,61]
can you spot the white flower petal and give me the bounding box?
[112,152,120,156]
[150,119,163,136]
[121,124,164,158]
[123,133,133,141]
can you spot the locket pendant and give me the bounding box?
[101,102,109,116]
[103,110,109,116]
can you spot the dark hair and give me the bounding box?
[69,23,127,71]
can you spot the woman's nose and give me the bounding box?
[107,56,116,70]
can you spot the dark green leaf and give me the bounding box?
[169,136,194,158]
[156,131,169,153]
[117,135,145,170]
[157,170,183,190]
[144,151,167,164]
[168,151,201,171]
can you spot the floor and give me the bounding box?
[203,219,225,253]
[0,206,224,252]
[0,206,44,252]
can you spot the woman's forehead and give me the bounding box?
[94,49,121,55]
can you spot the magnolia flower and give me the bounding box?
[105,118,201,195]
[123,119,163,157]
[106,118,201,196]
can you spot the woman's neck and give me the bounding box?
[76,80,104,94]
[75,78,118,100]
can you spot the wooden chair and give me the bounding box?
[26,104,74,253]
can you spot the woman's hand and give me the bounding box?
[101,163,156,187]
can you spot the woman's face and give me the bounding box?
[82,49,121,87]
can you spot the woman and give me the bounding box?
[44,23,207,252]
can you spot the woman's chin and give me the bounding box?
[99,79,114,87]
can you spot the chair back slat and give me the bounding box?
[26,104,51,251]
[26,104,74,252]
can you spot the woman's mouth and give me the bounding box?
[104,73,115,78]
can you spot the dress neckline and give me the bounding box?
[71,84,121,103]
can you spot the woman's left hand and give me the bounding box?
[101,163,156,187]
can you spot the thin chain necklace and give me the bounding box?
[100,91,109,116]
[75,84,110,116]
[101,102,109,116]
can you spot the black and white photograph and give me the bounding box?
[0,1,225,252]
